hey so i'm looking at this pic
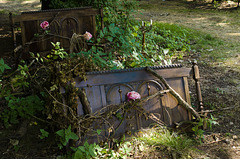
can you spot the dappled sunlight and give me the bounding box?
[192,17,208,22]
[0,0,7,4]
[217,22,229,27]
[0,0,41,13]
[21,0,40,5]
[226,32,240,36]
[224,56,240,70]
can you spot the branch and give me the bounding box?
[145,67,201,119]
[78,88,92,115]
[92,89,170,117]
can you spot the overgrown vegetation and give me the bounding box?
[0,0,223,158]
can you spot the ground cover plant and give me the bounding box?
[1,0,240,158]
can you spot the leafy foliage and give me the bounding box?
[1,95,44,127]
[41,0,218,70]
[0,60,44,128]
[151,23,194,53]
[72,141,97,159]
[192,115,219,143]
[39,129,49,139]
[56,125,79,149]
[47,42,68,60]
[55,126,132,158]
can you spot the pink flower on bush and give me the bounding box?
[40,21,49,30]
[127,91,141,101]
[83,31,92,41]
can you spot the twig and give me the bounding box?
[44,88,80,122]
[109,111,127,139]
[28,114,52,125]
[201,106,236,113]
[148,113,166,126]
[66,63,82,75]
[91,89,170,117]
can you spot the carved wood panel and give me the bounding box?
[72,65,192,143]
[11,7,101,53]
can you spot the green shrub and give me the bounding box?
[1,95,44,128]
[0,60,44,128]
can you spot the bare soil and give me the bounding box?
[0,0,240,158]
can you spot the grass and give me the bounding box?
[128,126,198,158]
[150,21,223,60]
[138,0,240,71]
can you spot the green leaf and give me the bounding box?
[133,25,139,31]
[56,129,65,137]
[74,149,84,159]
[103,17,108,22]
[84,141,89,148]
[40,129,49,139]
[96,129,102,135]
[0,58,11,74]
[68,132,79,140]
[107,36,113,42]
[132,32,138,37]
[89,144,97,157]
[100,31,104,38]
[58,144,63,150]
[192,126,198,132]
[64,125,79,144]
[129,62,137,67]
[78,146,85,152]
[197,129,205,135]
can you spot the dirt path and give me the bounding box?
[0,0,240,158]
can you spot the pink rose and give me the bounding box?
[40,21,49,30]
[127,91,141,101]
[83,31,92,41]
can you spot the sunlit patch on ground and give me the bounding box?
[0,0,41,13]
[226,32,240,36]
